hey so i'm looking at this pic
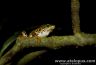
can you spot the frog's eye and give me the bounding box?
[46,24,51,27]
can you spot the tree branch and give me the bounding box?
[71,0,80,34]
[17,50,47,65]
[0,33,96,65]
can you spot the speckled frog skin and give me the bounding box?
[29,24,55,37]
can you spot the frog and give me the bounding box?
[29,24,55,37]
[29,24,55,43]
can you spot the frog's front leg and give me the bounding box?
[34,36,42,44]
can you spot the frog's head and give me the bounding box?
[37,24,55,37]
[42,24,55,32]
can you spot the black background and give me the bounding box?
[0,0,96,65]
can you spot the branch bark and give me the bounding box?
[71,0,80,34]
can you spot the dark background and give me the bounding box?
[0,0,96,65]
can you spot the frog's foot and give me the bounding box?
[17,31,28,40]
[34,36,42,44]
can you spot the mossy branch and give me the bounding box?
[0,33,96,65]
